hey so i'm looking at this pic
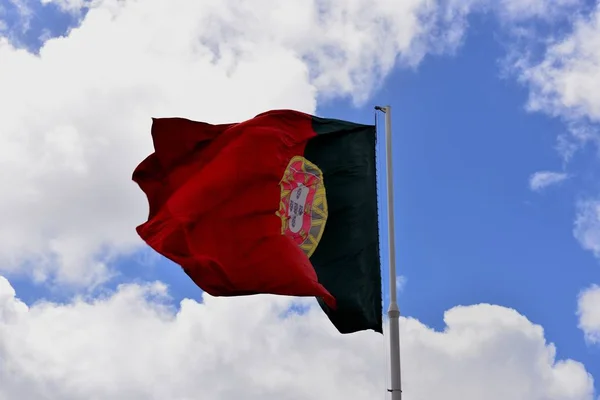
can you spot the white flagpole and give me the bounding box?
[376,105,402,399]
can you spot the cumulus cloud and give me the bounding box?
[0,275,594,400]
[0,0,588,293]
[529,171,570,191]
[0,0,479,288]
[578,284,600,345]
[514,2,600,259]
[514,2,600,161]
[520,4,600,122]
[1,3,596,397]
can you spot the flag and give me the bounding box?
[133,109,382,334]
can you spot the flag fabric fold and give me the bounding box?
[133,109,382,334]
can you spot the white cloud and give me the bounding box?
[520,4,600,123]
[0,0,479,288]
[514,2,600,163]
[0,275,594,400]
[514,3,600,258]
[578,284,600,345]
[1,4,596,398]
[574,199,600,258]
[529,171,569,191]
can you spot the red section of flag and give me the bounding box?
[133,110,336,308]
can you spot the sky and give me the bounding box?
[1,0,600,399]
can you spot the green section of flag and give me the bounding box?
[306,117,382,334]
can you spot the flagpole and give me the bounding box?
[376,105,402,400]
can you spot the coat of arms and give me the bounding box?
[277,156,328,257]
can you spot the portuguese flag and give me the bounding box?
[133,109,382,334]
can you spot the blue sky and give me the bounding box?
[2,1,600,399]
[339,8,600,389]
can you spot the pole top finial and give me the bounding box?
[374,105,390,113]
